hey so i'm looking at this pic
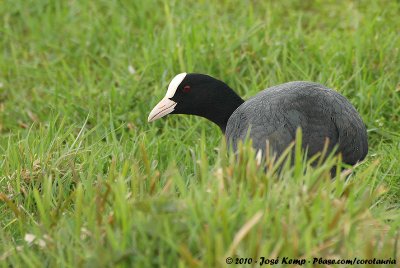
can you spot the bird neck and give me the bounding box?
[200,86,244,133]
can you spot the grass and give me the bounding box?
[1,0,400,266]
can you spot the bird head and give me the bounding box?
[148,73,244,131]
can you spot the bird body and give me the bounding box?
[226,81,368,164]
[148,73,368,167]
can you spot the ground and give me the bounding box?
[0,0,399,267]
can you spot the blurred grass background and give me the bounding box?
[1,0,400,267]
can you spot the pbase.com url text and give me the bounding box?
[225,256,396,266]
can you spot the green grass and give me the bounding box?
[1,0,400,267]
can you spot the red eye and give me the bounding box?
[183,85,191,93]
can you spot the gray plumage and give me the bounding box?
[225,81,368,165]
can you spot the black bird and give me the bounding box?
[148,73,368,167]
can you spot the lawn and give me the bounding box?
[1,0,400,267]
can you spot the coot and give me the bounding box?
[148,73,368,166]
